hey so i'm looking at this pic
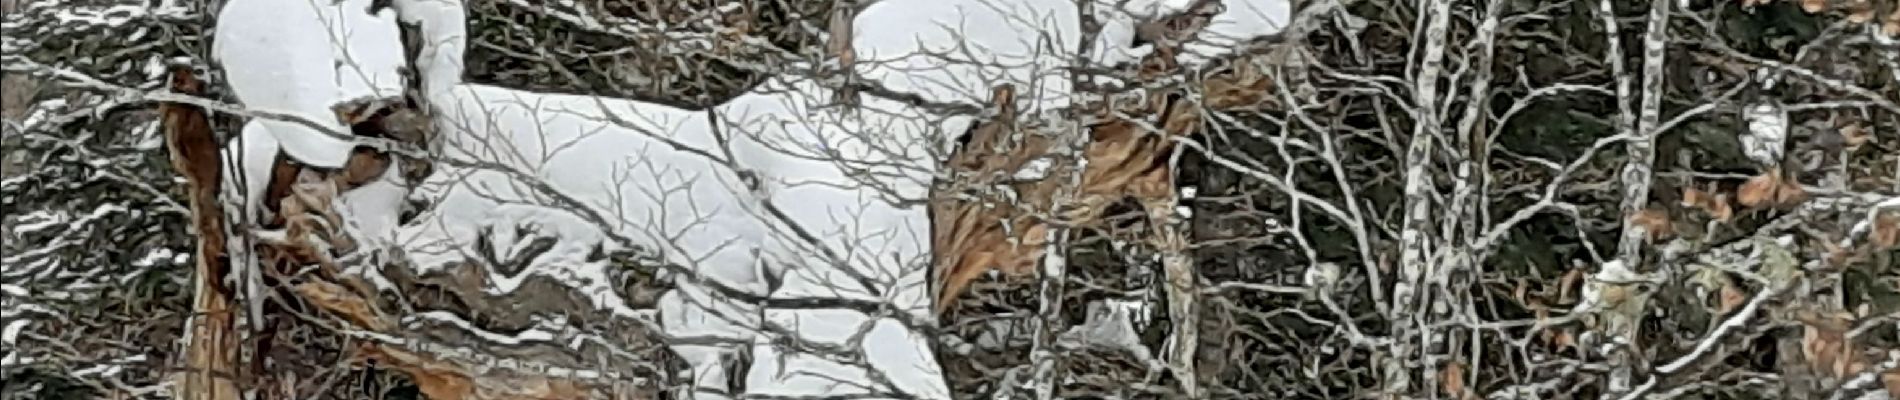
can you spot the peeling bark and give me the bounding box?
[826,1,859,108]
[160,64,239,400]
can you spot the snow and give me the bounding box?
[382,0,466,98]
[218,0,1292,397]
[1741,102,1788,168]
[401,82,776,397]
[46,2,190,28]
[221,121,286,225]
[213,0,409,169]
[132,247,178,268]
[1182,0,1292,63]
[2,318,27,348]
[334,158,414,250]
[405,310,559,346]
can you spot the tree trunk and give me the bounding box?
[161,64,240,400]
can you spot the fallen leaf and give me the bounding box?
[1682,184,1713,209]
[1874,213,1899,249]
[1776,178,1809,207]
[1799,310,1860,378]
[1840,124,1872,150]
[1682,183,1735,222]
[1552,330,1576,349]
[1801,0,1827,13]
[1738,172,1778,208]
[1558,267,1585,304]
[1887,8,1900,37]
[1631,208,1674,242]
[1846,0,1877,22]
[1719,281,1747,314]
[1884,367,1900,398]
[1441,361,1467,398]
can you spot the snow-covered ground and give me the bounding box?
[209,0,1290,398]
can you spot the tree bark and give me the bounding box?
[161,64,240,400]
[1388,0,1450,396]
[1606,0,1670,395]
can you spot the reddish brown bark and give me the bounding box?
[160,64,239,400]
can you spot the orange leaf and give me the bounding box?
[1631,208,1674,242]
[1682,184,1734,222]
[1776,179,1809,207]
[1801,0,1828,12]
[1719,282,1747,315]
[1738,172,1778,208]
[1683,185,1711,209]
[1552,330,1576,349]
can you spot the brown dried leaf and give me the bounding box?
[1801,0,1829,12]
[1887,8,1900,37]
[1440,361,1467,398]
[1841,124,1873,150]
[1738,172,1778,208]
[1631,208,1674,242]
[1552,330,1576,349]
[295,280,391,331]
[0,74,39,123]
[1874,213,1899,249]
[1682,184,1736,222]
[1776,178,1809,207]
[1884,367,1900,398]
[1845,0,1878,22]
[1799,310,1860,378]
[1558,267,1585,304]
[1719,282,1747,315]
[1681,184,1709,208]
